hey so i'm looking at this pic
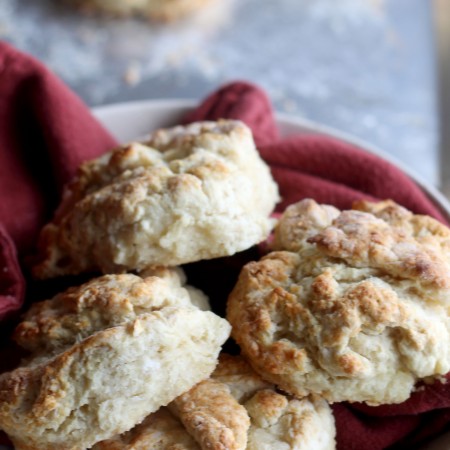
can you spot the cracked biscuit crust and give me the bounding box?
[13,270,208,356]
[95,355,336,450]
[228,199,450,405]
[33,120,279,279]
[94,378,249,450]
[0,275,230,450]
[168,378,250,450]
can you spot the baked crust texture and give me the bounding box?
[228,199,450,405]
[95,355,336,450]
[33,120,279,279]
[0,274,230,449]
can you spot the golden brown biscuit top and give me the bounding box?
[13,272,196,356]
[169,378,250,450]
[1,306,231,450]
[275,199,450,293]
[228,199,450,405]
[309,209,450,290]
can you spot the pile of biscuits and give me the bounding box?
[1,120,449,449]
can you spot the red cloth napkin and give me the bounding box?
[1,42,450,449]
[0,42,116,321]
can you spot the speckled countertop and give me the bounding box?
[1,0,438,184]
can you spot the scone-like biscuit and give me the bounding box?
[33,120,279,279]
[0,275,230,450]
[77,0,211,21]
[13,270,208,355]
[228,199,450,405]
[95,355,336,450]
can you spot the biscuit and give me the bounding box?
[228,199,450,405]
[14,270,208,355]
[95,355,336,450]
[0,275,230,450]
[33,120,279,279]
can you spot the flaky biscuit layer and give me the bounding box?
[95,355,336,450]
[14,271,204,355]
[0,273,229,450]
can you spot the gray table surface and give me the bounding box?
[1,0,438,185]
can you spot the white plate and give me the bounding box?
[93,99,450,223]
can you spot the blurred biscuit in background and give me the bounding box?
[75,0,213,21]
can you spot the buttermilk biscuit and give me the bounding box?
[77,0,211,21]
[228,199,450,405]
[13,271,209,355]
[33,120,279,279]
[0,275,230,450]
[139,266,210,311]
[95,355,336,450]
[274,199,450,288]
